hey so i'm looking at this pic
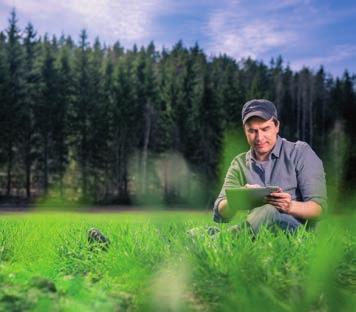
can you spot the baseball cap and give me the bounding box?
[241,99,278,124]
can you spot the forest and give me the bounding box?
[0,10,355,208]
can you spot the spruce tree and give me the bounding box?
[73,29,92,199]
[111,55,135,201]
[4,10,25,196]
[54,44,73,197]
[35,35,58,195]
[0,32,9,170]
[20,23,39,198]
[87,37,107,201]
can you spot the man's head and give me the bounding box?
[242,99,279,160]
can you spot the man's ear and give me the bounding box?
[243,123,248,133]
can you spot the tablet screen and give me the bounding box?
[225,186,279,210]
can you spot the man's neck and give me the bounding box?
[252,150,271,161]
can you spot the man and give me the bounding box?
[213,99,327,235]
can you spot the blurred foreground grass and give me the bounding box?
[0,211,355,311]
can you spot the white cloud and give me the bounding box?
[204,0,356,68]
[206,6,298,60]
[2,0,171,44]
[291,45,356,70]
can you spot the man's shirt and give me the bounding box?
[213,136,327,223]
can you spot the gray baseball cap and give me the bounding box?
[241,99,278,124]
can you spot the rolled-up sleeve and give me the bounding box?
[295,142,327,210]
[213,158,243,223]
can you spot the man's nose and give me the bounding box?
[256,130,262,140]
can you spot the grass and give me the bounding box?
[0,210,355,311]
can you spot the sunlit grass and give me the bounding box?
[0,211,355,311]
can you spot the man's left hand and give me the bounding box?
[266,188,293,213]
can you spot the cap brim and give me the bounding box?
[243,111,272,124]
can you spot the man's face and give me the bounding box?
[244,117,279,160]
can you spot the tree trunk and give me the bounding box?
[25,131,32,199]
[309,76,314,146]
[26,154,31,199]
[82,129,88,199]
[44,135,49,196]
[141,101,152,194]
[6,141,13,197]
[301,81,306,141]
[59,172,64,199]
[296,80,301,138]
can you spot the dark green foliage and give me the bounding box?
[35,35,59,195]
[72,29,92,199]
[53,44,73,196]
[20,23,40,199]
[1,10,25,196]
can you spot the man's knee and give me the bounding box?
[247,204,279,233]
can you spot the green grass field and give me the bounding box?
[0,210,355,311]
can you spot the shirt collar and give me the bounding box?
[246,135,282,165]
[271,135,282,158]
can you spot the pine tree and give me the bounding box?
[102,54,115,200]
[0,31,9,169]
[4,10,25,196]
[110,55,135,201]
[191,45,224,186]
[73,29,92,199]
[210,55,244,126]
[312,66,327,151]
[20,22,39,198]
[278,65,294,139]
[87,37,107,201]
[34,35,58,195]
[141,42,159,194]
[339,71,356,193]
[54,44,73,197]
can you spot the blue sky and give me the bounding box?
[0,0,355,77]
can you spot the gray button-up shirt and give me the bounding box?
[213,136,327,223]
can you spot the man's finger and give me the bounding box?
[268,192,289,198]
[266,199,283,205]
[267,200,288,207]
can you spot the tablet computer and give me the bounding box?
[225,186,279,210]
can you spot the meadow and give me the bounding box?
[0,210,355,311]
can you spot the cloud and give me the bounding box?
[1,0,171,44]
[204,0,355,66]
[291,45,356,70]
[61,0,164,42]
[205,5,299,60]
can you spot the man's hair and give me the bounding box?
[244,116,280,127]
[272,117,279,127]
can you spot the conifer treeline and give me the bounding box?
[0,11,355,206]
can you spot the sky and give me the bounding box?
[0,0,355,77]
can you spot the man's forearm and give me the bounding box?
[288,200,322,219]
[219,197,322,220]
